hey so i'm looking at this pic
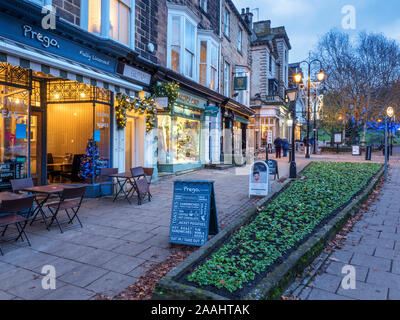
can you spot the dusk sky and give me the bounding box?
[233,0,400,63]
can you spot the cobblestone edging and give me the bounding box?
[153,164,383,300]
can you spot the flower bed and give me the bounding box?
[186,162,381,296]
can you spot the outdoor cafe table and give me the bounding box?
[22,184,74,228]
[0,192,25,203]
[107,172,136,204]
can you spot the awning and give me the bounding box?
[0,36,142,95]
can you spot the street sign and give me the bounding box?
[266,159,279,180]
[249,161,270,196]
[352,145,361,156]
[334,133,342,144]
[169,180,218,247]
[267,130,273,144]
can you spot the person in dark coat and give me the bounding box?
[274,136,282,159]
[282,138,289,157]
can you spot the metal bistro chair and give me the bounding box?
[97,168,118,198]
[47,186,86,233]
[129,167,152,205]
[143,167,154,185]
[0,195,35,255]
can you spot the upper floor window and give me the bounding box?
[269,54,272,73]
[238,28,243,52]
[88,0,101,34]
[198,36,219,91]
[199,0,207,12]
[109,0,130,45]
[85,0,133,47]
[224,61,230,97]
[224,9,230,38]
[167,9,198,80]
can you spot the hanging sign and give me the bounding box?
[352,145,361,156]
[169,180,218,247]
[249,161,270,196]
[234,76,248,91]
[334,133,342,144]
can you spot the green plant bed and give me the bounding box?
[184,162,381,298]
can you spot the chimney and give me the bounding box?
[241,7,253,28]
[253,20,271,37]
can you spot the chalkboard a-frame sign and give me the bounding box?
[169,180,219,247]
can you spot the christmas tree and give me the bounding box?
[79,138,100,181]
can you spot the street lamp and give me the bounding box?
[294,60,325,158]
[385,107,394,179]
[286,88,298,178]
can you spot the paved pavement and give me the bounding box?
[0,154,311,300]
[296,147,400,300]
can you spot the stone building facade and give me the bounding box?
[247,18,292,149]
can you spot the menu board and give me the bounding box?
[169,180,218,247]
[0,159,26,188]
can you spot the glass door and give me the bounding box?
[30,111,43,185]
[125,117,135,172]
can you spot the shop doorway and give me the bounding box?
[30,111,43,185]
[125,116,136,172]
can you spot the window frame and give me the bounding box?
[224,61,231,97]
[81,0,135,49]
[197,32,220,91]
[199,0,207,12]
[167,7,199,81]
[224,8,230,38]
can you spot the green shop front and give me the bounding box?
[157,90,207,173]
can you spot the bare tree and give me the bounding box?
[313,29,400,144]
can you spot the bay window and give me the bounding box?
[198,33,219,91]
[85,0,133,47]
[167,7,199,80]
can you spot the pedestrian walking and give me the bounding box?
[282,138,289,157]
[274,136,282,159]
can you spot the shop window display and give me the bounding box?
[175,117,200,163]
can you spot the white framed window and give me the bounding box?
[238,28,242,52]
[199,0,207,12]
[83,0,135,48]
[167,6,199,80]
[224,9,230,38]
[198,34,219,91]
[224,61,230,97]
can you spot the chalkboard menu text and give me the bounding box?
[169,180,218,247]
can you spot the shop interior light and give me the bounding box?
[54,93,59,99]
[139,91,146,99]
[15,99,20,104]
[80,92,86,98]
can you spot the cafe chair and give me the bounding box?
[96,168,118,198]
[46,186,86,233]
[0,195,35,255]
[130,167,152,205]
[60,154,84,183]
[143,167,154,185]
[47,153,61,183]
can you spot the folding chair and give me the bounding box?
[130,167,152,205]
[0,196,35,255]
[47,186,86,233]
[143,167,154,185]
[11,178,54,228]
[97,168,118,198]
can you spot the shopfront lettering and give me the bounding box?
[0,109,22,119]
[79,51,111,66]
[178,94,200,107]
[23,25,60,49]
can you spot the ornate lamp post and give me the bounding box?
[294,60,325,158]
[385,107,394,179]
[286,88,298,178]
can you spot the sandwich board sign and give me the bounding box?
[169,180,218,247]
[249,161,270,196]
[352,145,361,156]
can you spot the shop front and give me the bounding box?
[157,90,207,173]
[220,103,251,165]
[0,11,144,194]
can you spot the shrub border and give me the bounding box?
[153,163,384,300]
